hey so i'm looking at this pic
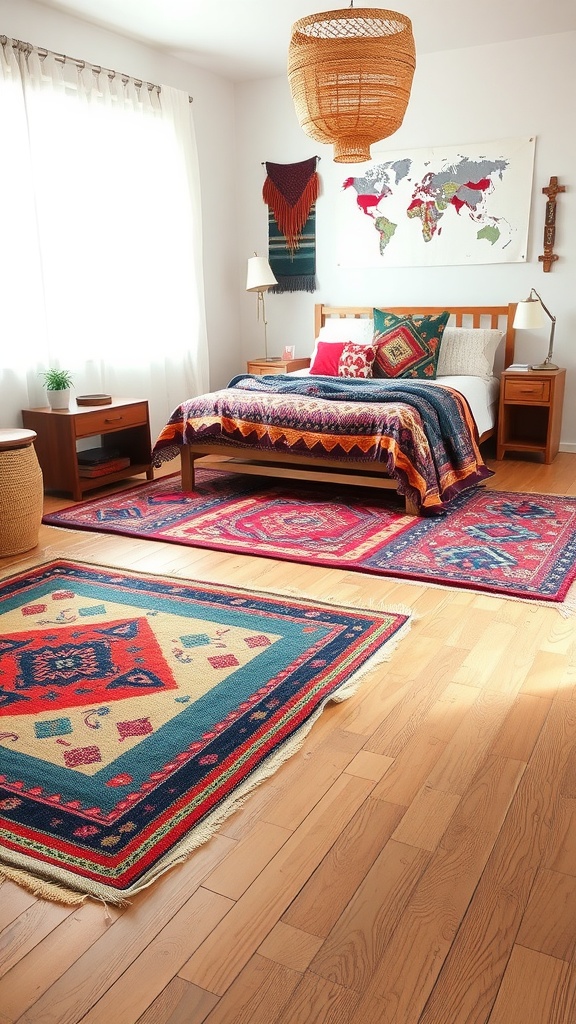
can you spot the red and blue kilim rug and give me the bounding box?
[42,471,576,604]
[0,559,410,904]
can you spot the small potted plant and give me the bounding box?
[42,368,74,410]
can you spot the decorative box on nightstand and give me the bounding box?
[247,357,311,376]
[496,367,566,464]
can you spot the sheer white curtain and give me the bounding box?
[0,40,209,440]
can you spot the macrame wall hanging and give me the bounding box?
[263,156,319,293]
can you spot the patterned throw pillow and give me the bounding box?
[338,342,376,378]
[372,308,450,379]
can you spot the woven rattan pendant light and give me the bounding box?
[288,5,416,163]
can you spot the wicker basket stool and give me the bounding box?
[0,429,44,556]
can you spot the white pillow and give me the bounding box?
[437,327,502,379]
[311,317,374,363]
[319,317,374,344]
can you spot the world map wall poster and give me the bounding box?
[337,137,535,268]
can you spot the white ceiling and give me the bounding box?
[33,0,576,82]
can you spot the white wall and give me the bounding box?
[0,0,240,398]
[236,32,576,449]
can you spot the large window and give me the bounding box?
[0,41,208,438]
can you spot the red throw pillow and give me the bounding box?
[309,341,346,375]
[338,342,376,378]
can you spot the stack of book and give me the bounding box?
[77,447,130,478]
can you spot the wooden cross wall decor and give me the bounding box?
[539,176,565,272]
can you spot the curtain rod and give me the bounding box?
[0,35,193,102]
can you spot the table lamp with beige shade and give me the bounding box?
[246,255,277,360]
[513,288,558,371]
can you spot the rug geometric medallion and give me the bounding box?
[42,470,576,604]
[0,559,410,904]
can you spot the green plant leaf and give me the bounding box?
[41,368,73,390]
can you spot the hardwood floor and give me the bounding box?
[1,452,576,1024]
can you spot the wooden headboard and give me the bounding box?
[314,303,517,371]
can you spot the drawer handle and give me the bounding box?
[104,416,124,423]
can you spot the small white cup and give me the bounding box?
[282,345,296,361]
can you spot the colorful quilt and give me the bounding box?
[153,375,492,514]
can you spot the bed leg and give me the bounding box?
[404,495,419,516]
[180,448,195,492]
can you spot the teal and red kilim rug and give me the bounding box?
[0,559,410,904]
[42,470,576,604]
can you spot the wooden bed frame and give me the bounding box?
[179,303,517,515]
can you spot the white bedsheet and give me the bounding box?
[429,375,499,438]
[287,369,499,439]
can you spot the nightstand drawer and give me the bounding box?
[74,403,148,437]
[503,378,551,403]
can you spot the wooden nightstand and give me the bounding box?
[247,357,311,375]
[22,397,154,501]
[496,367,566,463]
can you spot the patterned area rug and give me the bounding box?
[42,471,576,604]
[0,559,410,904]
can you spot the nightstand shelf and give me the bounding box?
[247,357,310,375]
[496,368,565,463]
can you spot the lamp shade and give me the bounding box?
[288,8,416,163]
[513,296,547,330]
[246,256,277,292]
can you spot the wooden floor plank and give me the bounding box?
[418,683,576,1024]
[544,796,576,877]
[257,922,324,972]
[490,692,552,761]
[274,971,360,1024]
[201,954,302,1024]
[202,821,291,901]
[424,689,518,796]
[308,839,430,991]
[79,888,232,1024]
[366,645,466,758]
[390,786,461,851]
[135,977,218,1024]
[0,900,74,980]
[516,868,576,961]
[0,901,123,1021]
[179,775,374,995]
[0,883,37,934]
[282,797,404,937]
[520,650,569,699]
[347,752,525,1024]
[487,944,576,1024]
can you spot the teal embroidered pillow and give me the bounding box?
[372,309,450,379]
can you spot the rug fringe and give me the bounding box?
[299,575,575,616]
[0,864,89,905]
[557,581,576,618]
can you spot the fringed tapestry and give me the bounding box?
[263,157,319,293]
